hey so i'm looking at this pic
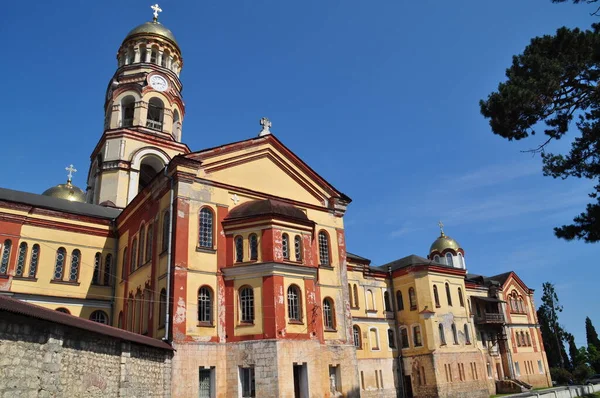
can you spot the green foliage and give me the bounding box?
[573,363,594,383]
[538,283,570,368]
[479,24,600,242]
[586,317,600,350]
[551,367,573,384]
[589,344,600,373]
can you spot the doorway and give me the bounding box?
[293,363,309,398]
[404,375,414,398]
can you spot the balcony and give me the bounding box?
[474,313,504,325]
[146,120,163,131]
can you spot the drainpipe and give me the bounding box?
[162,166,175,343]
[110,219,119,326]
[389,266,406,398]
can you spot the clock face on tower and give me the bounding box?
[149,75,169,92]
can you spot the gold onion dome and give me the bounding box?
[42,181,86,203]
[124,21,178,48]
[429,222,462,254]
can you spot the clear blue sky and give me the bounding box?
[1,0,598,347]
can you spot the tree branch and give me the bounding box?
[521,136,554,154]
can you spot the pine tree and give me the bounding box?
[537,283,569,368]
[586,317,600,351]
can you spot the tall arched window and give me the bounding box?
[388,329,396,348]
[159,289,167,328]
[366,289,375,311]
[173,109,181,140]
[15,242,27,277]
[121,247,128,280]
[198,208,214,248]
[162,211,170,252]
[408,287,417,310]
[121,96,135,127]
[53,247,66,280]
[400,327,409,348]
[240,286,254,323]
[294,235,302,262]
[458,253,465,268]
[90,310,109,325]
[348,284,353,308]
[249,234,258,261]
[104,254,113,286]
[439,324,446,345]
[287,285,301,322]
[235,236,244,263]
[146,97,164,130]
[140,44,147,63]
[142,289,149,334]
[92,252,101,284]
[433,255,440,263]
[353,284,359,308]
[135,291,142,333]
[69,249,81,282]
[145,224,153,263]
[28,244,40,278]
[353,325,362,349]
[370,328,380,350]
[127,297,133,331]
[282,233,289,260]
[433,285,440,307]
[464,324,471,344]
[318,231,330,266]
[445,253,454,267]
[161,49,168,67]
[384,291,391,312]
[396,291,404,311]
[323,298,335,330]
[458,287,465,307]
[413,325,423,347]
[130,238,138,272]
[445,283,453,306]
[118,311,123,329]
[138,225,146,265]
[0,239,12,275]
[198,286,212,324]
[526,332,531,346]
[451,323,458,344]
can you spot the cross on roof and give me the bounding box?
[65,164,77,182]
[151,4,162,22]
[438,220,445,236]
[259,117,272,137]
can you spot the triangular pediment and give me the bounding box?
[185,135,349,208]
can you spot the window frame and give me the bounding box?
[235,236,244,263]
[287,284,302,323]
[89,310,109,325]
[413,325,423,347]
[400,327,410,349]
[249,233,258,261]
[162,210,170,253]
[445,282,453,306]
[28,244,40,279]
[103,254,113,286]
[369,327,380,351]
[92,252,102,285]
[439,323,447,345]
[452,323,459,345]
[239,286,255,324]
[318,230,331,266]
[458,287,465,307]
[282,233,290,260]
[464,323,471,344]
[53,247,66,281]
[15,242,27,278]
[353,325,362,349]
[387,328,396,349]
[158,288,167,328]
[408,287,417,311]
[0,239,12,275]
[322,297,336,331]
[294,235,302,262]
[198,207,214,249]
[396,290,404,311]
[198,286,213,325]
[433,285,440,308]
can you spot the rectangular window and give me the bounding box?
[240,367,255,398]
[413,325,423,347]
[538,360,544,374]
[514,362,521,377]
[487,363,492,378]
[199,367,215,398]
[329,365,341,393]
[400,328,410,348]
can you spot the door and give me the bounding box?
[404,375,413,398]
[293,364,309,398]
[199,369,211,398]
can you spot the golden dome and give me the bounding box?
[42,180,86,203]
[124,22,179,49]
[429,233,461,254]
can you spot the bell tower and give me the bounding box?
[87,4,189,208]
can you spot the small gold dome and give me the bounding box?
[124,22,179,48]
[429,233,461,254]
[42,181,86,203]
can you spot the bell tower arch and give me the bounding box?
[88,5,189,208]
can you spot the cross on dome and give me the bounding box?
[65,164,77,183]
[151,4,162,22]
[438,220,445,236]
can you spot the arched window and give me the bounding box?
[323,298,335,330]
[287,285,301,321]
[458,287,464,307]
[28,244,40,278]
[145,224,153,263]
[433,255,440,263]
[366,289,375,311]
[400,327,410,348]
[439,324,446,345]
[282,233,289,260]
[516,331,521,347]
[138,225,146,265]
[53,247,66,280]
[15,242,27,277]
[162,211,170,252]
[445,253,454,267]
[198,286,212,324]
[235,236,244,263]
[353,325,362,349]
[348,284,353,308]
[445,283,453,306]
[140,44,147,63]
[135,291,142,333]
[239,286,254,323]
[161,49,168,67]
[150,46,158,63]
[146,97,164,131]
[249,234,258,261]
[451,323,458,344]
[142,289,149,334]
[464,324,471,344]
[118,311,123,329]
[127,297,134,331]
[318,231,330,266]
[370,328,380,350]
[130,238,138,272]
[353,284,359,308]
[173,109,181,140]
[121,96,135,127]
[408,287,417,310]
[458,253,465,268]
[104,254,113,286]
[90,310,109,325]
[137,154,163,191]
[127,46,135,64]
[413,325,423,346]
[433,285,440,307]
[388,329,396,348]
[396,291,404,311]
[294,235,302,262]
[518,298,525,313]
[0,239,12,275]
[526,332,531,346]
[92,252,101,284]
[56,308,70,314]
[199,208,214,248]
[384,291,391,312]
[159,289,167,328]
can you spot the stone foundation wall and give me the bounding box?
[433,351,491,398]
[0,311,172,398]
[357,357,398,398]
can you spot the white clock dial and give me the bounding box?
[149,75,169,92]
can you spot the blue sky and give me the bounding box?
[1,0,598,347]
